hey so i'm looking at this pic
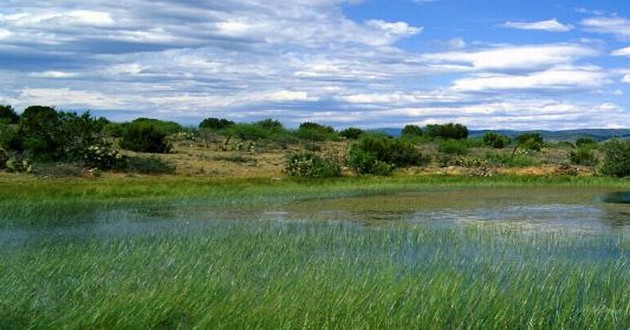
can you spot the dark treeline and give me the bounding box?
[1,105,629,177]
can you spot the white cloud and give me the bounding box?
[451,66,609,92]
[422,44,599,72]
[0,29,11,39]
[366,20,422,38]
[581,16,630,40]
[611,46,630,56]
[504,19,572,32]
[28,71,77,79]
[623,75,630,84]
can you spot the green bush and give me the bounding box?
[438,139,469,155]
[401,125,423,138]
[0,105,19,124]
[199,117,235,130]
[284,153,342,178]
[339,127,363,140]
[600,138,630,177]
[0,148,7,170]
[569,147,598,167]
[296,122,337,142]
[425,123,468,140]
[347,148,393,176]
[515,133,544,152]
[483,152,537,167]
[84,144,122,170]
[347,134,427,175]
[483,132,511,149]
[575,137,597,148]
[114,155,176,174]
[120,123,171,153]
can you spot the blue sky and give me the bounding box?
[0,0,628,129]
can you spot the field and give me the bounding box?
[0,175,628,328]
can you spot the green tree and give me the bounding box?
[515,133,544,152]
[425,123,468,140]
[600,138,630,177]
[120,121,171,153]
[0,105,19,124]
[401,125,422,138]
[199,117,235,130]
[483,132,510,149]
[348,133,428,175]
[296,122,336,142]
[339,127,363,140]
[17,106,62,161]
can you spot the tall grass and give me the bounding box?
[0,221,627,329]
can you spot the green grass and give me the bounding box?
[0,175,628,328]
[0,221,627,329]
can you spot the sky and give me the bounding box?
[0,0,628,130]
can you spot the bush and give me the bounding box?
[347,134,427,175]
[483,152,537,167]
[515,133,544,152]
[120,123,171,153]
[114,155,176,174]
[84,144,122,170]
[0,105,19,124]
[199,117,235,130]
[575,137,597,148]
[284,153,342,178]
[425,123,468,140]
[570,147,598,167]
[296,122,337,142]
[600,138,630,177]
[347,148,393,176]
[401,125,423,138]
[437,139,469,155]
[483,132,510,149]
[339,127,363,140]
[0,148,7,170]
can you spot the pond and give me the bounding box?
[1,187,628,247]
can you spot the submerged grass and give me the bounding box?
[1,174,628,227]
[0,221,627,329]
[0,174,628,328]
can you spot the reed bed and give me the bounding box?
[1,220,627,329]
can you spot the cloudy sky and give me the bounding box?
[0,0,628,129]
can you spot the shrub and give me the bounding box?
[401,125,423,138]
[199,117,235,130]
[570,147,598,167]
[347,148,393,176]
[515,133,544,152]
[483,132,510,149]
[483,152,537,167]
[284,153,342,178]
[425,123,468,140]
[84,144,122,170]
[339,127,363,140]
[575,137,597,148]
[600,138,630,177]
[296,122,337,142]
[438,139,469,155]
[0,148,7,170]
[0,105,19,124]
[114,155,176,174]
[347,134,427,175]
[120,123,171,153]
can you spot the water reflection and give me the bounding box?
[1,187,628,247]
[602,191,630,204]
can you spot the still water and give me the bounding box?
[1,187,629,247]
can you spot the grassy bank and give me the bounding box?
[1,174,628,227]
[1,221,627,329]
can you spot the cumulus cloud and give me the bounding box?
[504,19,573,32]
[611,46,630,56]
[581,16,630,40]
[421,44,599,72]
[450,66,610,92]
[623,75,630,84]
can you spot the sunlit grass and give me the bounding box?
[0,221,627,329]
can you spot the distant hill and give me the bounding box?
[371,128,630,142]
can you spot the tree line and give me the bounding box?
[1,105,628,177]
